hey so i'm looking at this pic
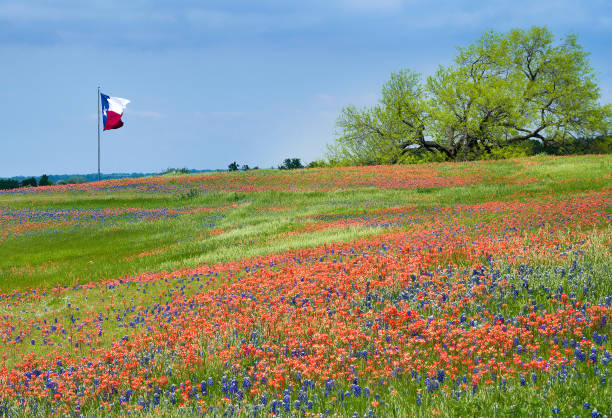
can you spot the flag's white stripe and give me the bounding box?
[107,96,130,114]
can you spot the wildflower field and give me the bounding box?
[0,154,611,417]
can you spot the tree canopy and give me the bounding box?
[39,174,53,186]
[278,158,304,170]
[328,27,611,164]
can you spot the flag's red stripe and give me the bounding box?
[104,111,124,130]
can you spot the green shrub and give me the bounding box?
[306,159,329,168]
[179,188,200,199]
[57,176,88,185]
[20,177,37,187]
[588,135,612,153]
[0,179,20,190]
[278,158,304,170]
[39,174,53,186]
[164,167,190,175]
[398,150,449,164]
[529,135,611,155]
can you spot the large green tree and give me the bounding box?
[329,27,611,164]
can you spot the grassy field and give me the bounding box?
[0,154,610,416]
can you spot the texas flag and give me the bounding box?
[100,93,130,130]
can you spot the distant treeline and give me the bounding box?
[0,174,95,190]
[0,169,222,191]
[226,158,304,171]
[0,175,52,190]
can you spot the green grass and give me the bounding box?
[0,155,610,292]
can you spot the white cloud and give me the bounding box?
[0,2,172,23]
[1,0,609,50]
[0,3,86,21]
[128,109,166,118]
[337,0,406,13]
[209,111,245,118]
[192,111,247,120]
[597,16,612,29]
[314,93,337,105]
[184,8,322,33]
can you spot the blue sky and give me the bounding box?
[1,0,611,177]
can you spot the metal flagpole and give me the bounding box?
[97,86,101,182]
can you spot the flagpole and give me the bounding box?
[97,86,101,182]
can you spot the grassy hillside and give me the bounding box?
[1,154,610,291]
[0,154,610,416]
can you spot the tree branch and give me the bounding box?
[506,124,547,143]
[400,131,455,159]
